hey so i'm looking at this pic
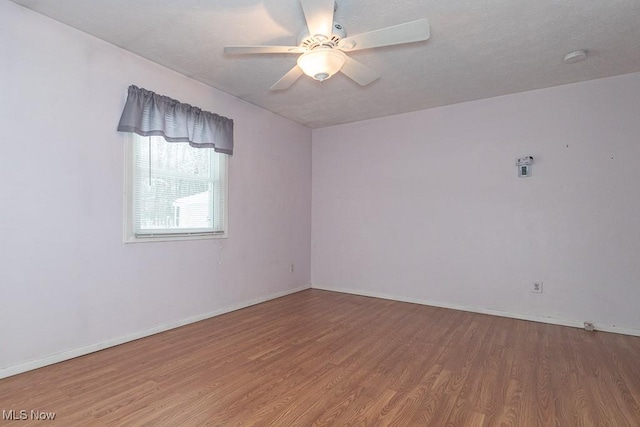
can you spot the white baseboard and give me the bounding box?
[312,284,640,337]
[0,285,311,380]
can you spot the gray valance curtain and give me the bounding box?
[117,85,234,155]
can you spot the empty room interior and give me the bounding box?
[1,0,640,425]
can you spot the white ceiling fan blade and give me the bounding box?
[224,46,303,54]
[340,56,380,86]
[300,0,335,38]
[270,66,304,91]
[338,19,430,51]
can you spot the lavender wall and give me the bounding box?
[0,1,311,377]
[312,72,640,334]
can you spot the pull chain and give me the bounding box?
[148,137,152,185]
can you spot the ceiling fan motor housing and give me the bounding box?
[297,22,347,50]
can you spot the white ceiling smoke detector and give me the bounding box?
[563,50,588,64]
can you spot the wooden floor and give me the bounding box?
[1,289,639,426]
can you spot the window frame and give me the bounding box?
[123,133,229,243]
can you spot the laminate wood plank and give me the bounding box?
[266,314,421,425]
[1,289,639,426]
[376,362,446,426]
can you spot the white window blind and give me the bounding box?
[128,134,227,240]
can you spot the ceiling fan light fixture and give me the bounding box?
[224,0,431,90]
[297,49,346,81]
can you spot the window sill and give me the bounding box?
[124,231,228,243]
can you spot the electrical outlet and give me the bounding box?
[532,281,543,293]
[290,264,295,273]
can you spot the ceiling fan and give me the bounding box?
[223,0,430,90]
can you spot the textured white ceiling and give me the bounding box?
[9,0,640,128]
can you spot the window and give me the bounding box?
[124,133,228,242]
[117,85,233,242]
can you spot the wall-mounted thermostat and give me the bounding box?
[516,156,533,177]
